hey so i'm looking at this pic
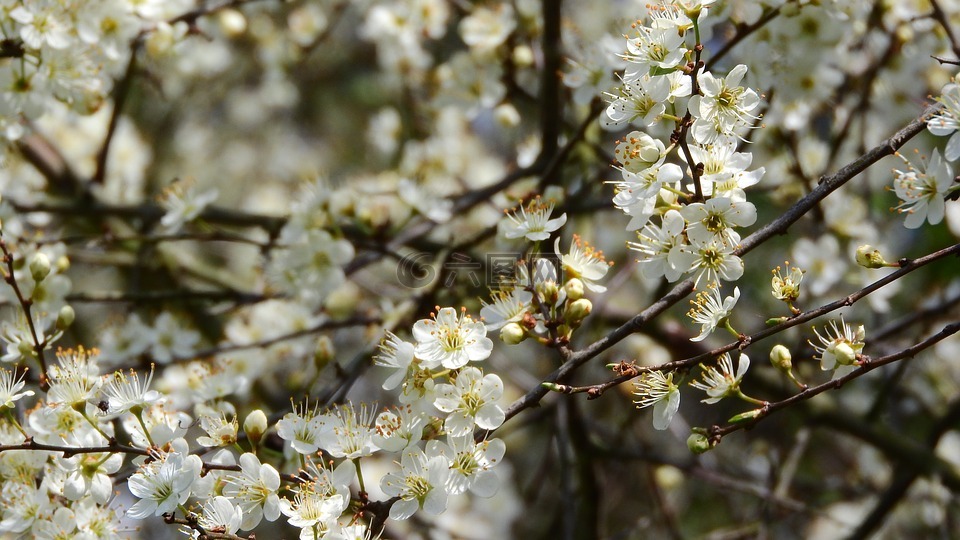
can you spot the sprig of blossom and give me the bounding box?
[413,307,493,370]
[158,180,219,232]
[223,453,282,530]
[686,283,740,342]
[633,370,680,430]
[380,446,451,521]
[689,352,759,404]
[809,316,865,377]
[501,196,567,242]
[557,235,613,293]
[927,78,960,161]
[434,367,505,436]
[126,441,203,519]
[890,149,952,229]
[0,367,34,409]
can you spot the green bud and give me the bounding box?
[243,409,268,447]
[855,245,890,269]
[29,253,51,283]
[687,432,712,454]
[728,409,762,423]
[769,344,792,372]
[541,381,566,393]
[500,322,526,344]
[564,278,585,301]
[56,305,75,330]
[565,298,593,324]
[766,316,789,326]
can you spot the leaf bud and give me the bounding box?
[855,245,891,269]
[687,432,712,454]
[728,409,762,423]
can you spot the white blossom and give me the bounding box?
[434,367,505,436]
[413,307,493,370]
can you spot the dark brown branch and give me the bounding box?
[707,321,960,442]
[492,103,939,429]
[93,51,139,185]
[0,438,149,458]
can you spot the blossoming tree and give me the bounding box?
[0,0,959,538]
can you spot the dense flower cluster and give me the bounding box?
[608,5,762,290]
[0,0,959,538]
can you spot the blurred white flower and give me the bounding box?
[158,180,218,232]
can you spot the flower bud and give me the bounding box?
[494,103,521,128]
[615,131,664,173]
[512,45,534,67]
[833,341,857,366]
[55,255,70,273]
[56,305,75,330]
[218,8,247,37]
[500,322,526,344]
[564,278,584,301]
[243,409,268,447]
[29,253,51,283]
[565,298,593,324]
[325,281,359,319]
[769,344,792,372]
[538,280,560,306]
[687,432,712,454]
[855,245,891,269]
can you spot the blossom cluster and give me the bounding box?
[0,0,194,159]
[605,4,763,290]
[0,0,959,538]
